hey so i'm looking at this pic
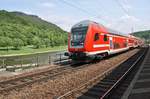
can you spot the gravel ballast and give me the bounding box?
[0,49,139,99]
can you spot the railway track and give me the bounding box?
[0,65,73,93]
[120,45,150,99]
[55,47,148,99]
[98,47,148,99]
[0,48,140,95]
[0,61,91,93]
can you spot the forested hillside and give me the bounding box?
[132,30,150,43]
[0,10,67,49]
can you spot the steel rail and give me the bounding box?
[100,47,147,99]
[54,49,142,99]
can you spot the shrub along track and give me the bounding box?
[0,48,140,99]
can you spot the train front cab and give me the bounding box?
[66,22,89,61]
[65,21,110,61]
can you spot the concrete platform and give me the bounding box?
[122,47,150,99]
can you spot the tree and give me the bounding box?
[0,36,12,51]
[32,36,42,48]
[13,38,24,50]
[43,38,50,47]
[0,10,68,50]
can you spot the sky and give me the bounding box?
[0,0,150,33]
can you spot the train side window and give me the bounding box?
[94,33,99,41]
[104,34,108,41]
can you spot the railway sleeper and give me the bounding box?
[89,86,108,93]
[84,90,104,98]
[104,75,122,79]
[99,80,115,85]
[94,84,110,89]
[77,94,96,99]
[109,94,122,99]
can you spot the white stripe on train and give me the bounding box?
[85,47,129,55]
[93,44,110,48]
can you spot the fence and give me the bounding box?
[0,52,68,72]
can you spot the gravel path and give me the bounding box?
[0,49,139,99]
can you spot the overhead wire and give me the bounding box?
[58,0,149,33]
[114,0,130,16]
[114,0,149,33]
[58,0,108,24]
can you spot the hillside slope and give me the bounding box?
[0,10,67,49]
[132,30,150,43]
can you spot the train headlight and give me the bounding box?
[64,52,70,56]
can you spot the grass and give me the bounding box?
[0,45,67,56]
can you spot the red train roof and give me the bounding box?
[72,20,128,37]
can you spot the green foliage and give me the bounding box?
[13,38,24,49]
[32,36,43,48]
[0,36,12,47]
[0,10,68,50]
[43,38,51,47]
[0,36,12,51]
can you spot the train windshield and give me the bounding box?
[71,26,88,47]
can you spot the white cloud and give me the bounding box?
[119,0,132,12]
[123,4,132,10]
[106,13,150,33]
[39,2,55,8]
[39,10,149,33]
[39,12,85,31]
[105,14,141,33]
[120,15,140,22]
[26,0,150,33]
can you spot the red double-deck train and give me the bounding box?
[65,20,143,61]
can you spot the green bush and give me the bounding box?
[13,38,24,50]
[0,10,68,50]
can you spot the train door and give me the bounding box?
[109,37,113,50]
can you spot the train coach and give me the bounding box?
[65,20,143,61]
